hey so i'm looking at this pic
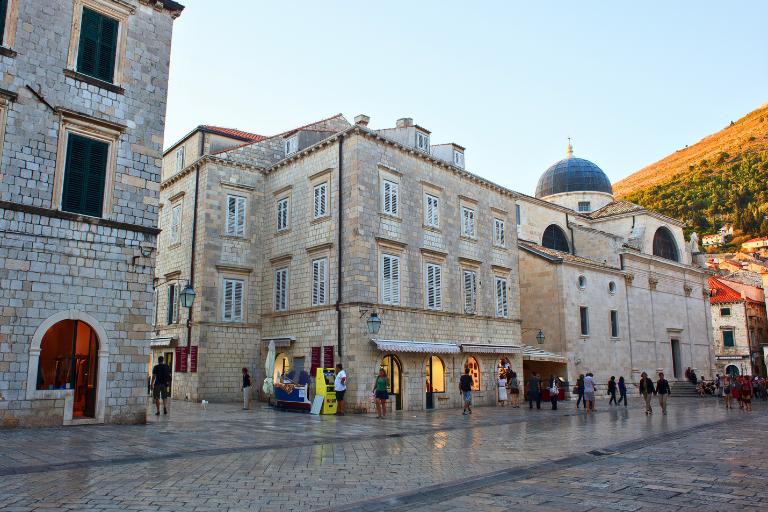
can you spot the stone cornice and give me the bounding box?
[160,155,264,190]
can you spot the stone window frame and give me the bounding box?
[493,217,506,248]
[578,201,591,213]
[221,277,245,323]
[721,328,735,348]
[65,0,133,89]
[494,275,509,318]
[175,146,184,172]
[579,306,590,337]
[377,239,405,306]
[380,177,400,218]
[424,261,443,311]
[169,199,183,247]
[609,309,620,339]
[720,307,731,317]
[52,109,124,219]
[276,195,290,232]
[274,266,289,312]
[578,275,587,290]
[608,281,617,295]
[0,0,19,52]
[310,256,329,307]
[460,205,476,240]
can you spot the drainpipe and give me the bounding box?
[565,212,576,255]
[336,134,345,358]
[186,133,204,351]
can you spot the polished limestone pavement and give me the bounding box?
[0,397,765,511]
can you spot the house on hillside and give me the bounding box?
[702,234,725,247]
[742,237,768,255]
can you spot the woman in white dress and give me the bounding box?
[498,370,508,406]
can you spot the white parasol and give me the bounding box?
[263,340,276,397]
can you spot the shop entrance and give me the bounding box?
[380,354,402,410]
[671,339,682,379]
[36,320,99,418]
[725,364,739,377]
[425,355,445,410]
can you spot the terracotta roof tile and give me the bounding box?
[709,277,745,304]
[200,125,266,142]
[519,241,620,269]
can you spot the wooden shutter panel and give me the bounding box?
[223,280,233,320]
[0,0,7,46]
[77,8,100,77]
[382,256,391,304]
[391,256,400,305]
[97,14,118,82]
[235,196,246,237]
[233,281,243,321]
[464,271,476,313]
[226,196,236,235]
[62,134,107,217]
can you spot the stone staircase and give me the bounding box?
[671,380,709,398]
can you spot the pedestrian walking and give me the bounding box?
[608,376,617,405]
[241,367,252,410]
[549,375,559,410]
[583,372,596,414]
[639,371,655,414]
[657,372,670,415]
[151,356,171,416]
[373,368,389,419]
[741,377,753,412]
[498,370,508,406]
[574,374,585,409]
[715,374,722,397]
[459,367,473,415]
[334,363,347,416]
[723,375,733,409]
[509,371,520,408]
[528,372,541,410]
[617,376,627,406]
[734,377,743,409]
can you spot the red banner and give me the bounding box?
[323,345,334,369]
[176,347,188,373]
[311,346,321,374]
[189,346,198,373]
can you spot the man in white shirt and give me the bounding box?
[334,363,347,416]
[583,372,596,414]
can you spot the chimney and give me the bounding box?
[354,114,370,127]
[396,117,414,128]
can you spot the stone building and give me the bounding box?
[709,276,767,377]
[0,0,183,427]
[154,115,714,412]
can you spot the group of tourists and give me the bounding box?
[716,373,759,412]
[494,358,522,409]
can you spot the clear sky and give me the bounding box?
[164,1,767,195]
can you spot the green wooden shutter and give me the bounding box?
[0,0,8,46]
[61,134,108,217]
[76,7,118,83]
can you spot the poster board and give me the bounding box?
[310,395,324,415]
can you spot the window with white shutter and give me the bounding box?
[167,283,178,325]
[312,258,327,306]
[276,197,289,231]
[495,277,509,318]
[382,179,399,216]
[463,270,477,314]
[381,254,400,305]
[175,146,184,171]
[494,218,506,247]
[225,194,246,237]
[222,278,244,322]
[424,194,439,228]
[425,263,442,310]
[170,203,182,245]
[415,131,430,153]
[461,206,476,238]
[516,204,522,226]
[274,268,289,311]
[313,182,328,218]
[284,136,298,156]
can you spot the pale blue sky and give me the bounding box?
[164,1,767,195]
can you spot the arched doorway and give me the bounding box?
[465,356,480,390]
[380,354,403,410]
[725,365,739,377]
[425,355,446,410]
[274,353,290,382]
[37,320,99,418]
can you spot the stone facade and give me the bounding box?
[0,0,182,427]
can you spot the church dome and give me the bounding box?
[535,144,613,199]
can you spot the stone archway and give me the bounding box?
[26,310,110,425]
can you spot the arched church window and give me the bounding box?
[652,227,679,262]
[542,224,570,253]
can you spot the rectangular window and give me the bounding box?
[578,201,591,213]
[0,0,8,45]
[276,197,289,231]
[720,307,731,317]
[284,136,298,156]
[463,270,477,314]
[77,7,119,83]
[170,203,182,245]
[225,194,246,237]
[461,206,476,238]
[312,258,328,306]
[274,268,288,312]
[723,330,734,348]
[167,284,178,325]
[425,263,442,310]
[610,310,619,338]
[494,218,506,247]
[453,151,464,167]
[580,306,589,336]
[495,277,509,318]
[424,194,439,228]
[416,131,430,153]
[175,147,184,171]
[381,254,400,305]
[61,133,109,217]
[516,204,521,226]
[382,179,399,216]
[313,182,328,218]
[222,279,244,322]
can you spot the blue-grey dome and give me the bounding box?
[535,156,613,198]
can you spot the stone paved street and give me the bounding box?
[0,397,766,511]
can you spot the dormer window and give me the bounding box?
[284,136,298,156]
[415,131,430,153]
[578,201,591,213]
[453,151,464,168]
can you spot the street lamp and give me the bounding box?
[522,327,546,344]
[367,311,382,335]
[180,283,196,309]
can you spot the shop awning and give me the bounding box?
[521,345,566,362]
[461,344,521,354]
[371,339,460,354]
[150,337,177,348]
[262,337,295,348]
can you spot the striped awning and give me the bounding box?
[461,344,521,354]
[150,337,176,348]
[522,345,566,362]
[371,339,460,354]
